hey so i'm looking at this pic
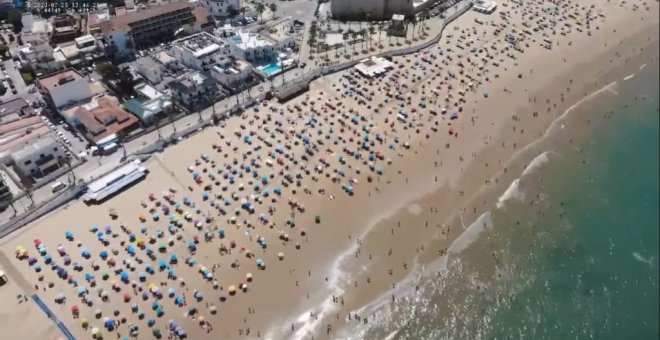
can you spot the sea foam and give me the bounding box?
[495,179,525,209]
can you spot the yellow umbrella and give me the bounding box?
[228,285,237,295]
[81,318,89,327]
[148,283,157,290]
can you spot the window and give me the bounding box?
[24,160,32,165]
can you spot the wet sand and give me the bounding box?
[0,0,657,339]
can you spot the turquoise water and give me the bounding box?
[262,63,283,76]
[337,53,659,340]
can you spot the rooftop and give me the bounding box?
[231,31,276,50]
[62,94,138,143]
[173,32,228,58]
[101,1,193,35]
[262,20,293,43]
[11,135,59,161]
[169,71,214,92]
[37,70,84,92]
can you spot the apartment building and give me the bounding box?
[168,71,218,110]
[36,69,94,110]
[101,1,211,59]
[171,32,232,71]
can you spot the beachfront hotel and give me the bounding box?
[100,1,213,59]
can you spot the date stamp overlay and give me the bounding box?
[27,0,100,14]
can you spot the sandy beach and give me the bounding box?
[1,0,657,339]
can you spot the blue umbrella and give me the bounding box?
[105,319,115,329]
[170,253,178,263]
[156,306,164,317]
[151,301,159,310]
[100,251,108,259]
[141,292,149,300]
[167,288,175,297]
[167,268,176,279]
[34,264,42,272]
[158,260,167,270]
[174,296,184,306]
[187,242,196,252]
[77,287,87,296]
[84,273,95,282]
[65,231,74,239]
[44,254,52,264]
[147,319,155,327]
[218,229,225,238]
[126,245,136,255]
[89,225,99,233]
[120,271,129,282]
[139,272,147,282]
[128,233,136,242]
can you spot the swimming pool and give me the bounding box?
[261,63,283,76]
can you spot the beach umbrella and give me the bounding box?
[104,319,115,329]
[94,308,102,317]
[81,248,91,258]
[174,296,184,306]
[142,292,149,301]
[147,318,156,327]
[193,291,203,301]
[124,292,132,302]
[81,318,89,328]
[85,273,95,282]
[65,231,74,240]
[34,264,42,272]
[102,271,110,280]
[209,305,217,314]
[91,327,99,336]
[246,273,253,282]
[44,254,52,264]
[167,288,175,297]
[77,287,87,296]
[152,328,162,338]
[139,272,147,282]
[158,260,167,270]
[228,285,237,295]
[120,271,129,282]
[278,252,284,260]
[100,251,108,260]
[156,306,165,317]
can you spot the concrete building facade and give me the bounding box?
[330,0,440,20]
[168,71,218,110]
[171,32,232,71]
[36,70,93,110]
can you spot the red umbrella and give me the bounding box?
[33,239,42,246]
[123,293,131,302]
[71,305,79,313]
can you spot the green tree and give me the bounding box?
[268,3,277,13]
[0,44,8,56]
[0,82,6,96]
[255,2,265,22]
[368,25,376,49]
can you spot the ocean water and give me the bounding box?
[336,58,659,339]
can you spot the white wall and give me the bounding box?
[202,0,240,17]
[12,141,65,179]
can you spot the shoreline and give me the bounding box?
[274,9,660,340]
[0,1,657,340]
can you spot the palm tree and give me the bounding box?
[350,31,357,53]
[377,23,384,48]
[360,29,367,51]
[342,32,349,55]
[256,2,265,22]
[368,25,376,50]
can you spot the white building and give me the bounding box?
[210,57,253,91]
[473,0,497,14]
[354,56,394,77]
[11,135,66,180]
[201,0,240,18]
[134,56,166,84]
[36,70,93,110]
[124,84,173,123]
[227,31,279,62]
[171,32,232,71]
[168,71,218,109]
